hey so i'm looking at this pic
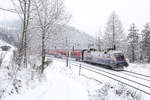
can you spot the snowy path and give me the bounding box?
[3,60,88,100]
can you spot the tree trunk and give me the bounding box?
[18,11,26,66]
[132,45,135,62]
[18,0,31,68]
[41,30,46,73]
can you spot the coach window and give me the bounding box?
[71,53,76,57]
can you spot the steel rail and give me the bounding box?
[121,71,150,81]
[83,62,150,82]
[81,62,150,82]
[74,63,150,88]
[70,63,150,95]
[124,70,150,78]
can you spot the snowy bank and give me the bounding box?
[3,60,88,100]
[126,63,150,76]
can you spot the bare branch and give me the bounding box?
[0,7,17,13]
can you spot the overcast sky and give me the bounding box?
[65,0,150,36]
[0,0,17,20]
[0,0,150,36]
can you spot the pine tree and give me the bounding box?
[103,12,125,50]
[142,23,150,62]
[127,24,139,62]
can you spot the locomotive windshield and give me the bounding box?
[114,53,125,61]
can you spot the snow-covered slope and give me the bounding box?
[49,25,95,50]
[63,26,95,49]
[126,63,150,76]
[0,20,20,47]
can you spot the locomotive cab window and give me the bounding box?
[114,53,125,61]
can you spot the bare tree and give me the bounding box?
[103,12,125,50]
[10,0,31,67]
[32,0,70,73]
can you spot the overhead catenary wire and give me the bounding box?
[0,8,17,13]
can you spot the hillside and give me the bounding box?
[0,22,95,51]
[49,25,95,50]
[0,20,21,47]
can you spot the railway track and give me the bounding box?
[122,70,150,82]
[123,70,150,78]
[81,62,150,82]
[49,57,150,95]
[71,62,150,95]
[69,60,150,83]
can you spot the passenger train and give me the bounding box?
[47,48,128,70]
[82,48,128,70]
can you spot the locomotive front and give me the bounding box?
[112,52,128,70]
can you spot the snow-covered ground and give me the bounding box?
[126,63,150,76]
[2,60,88,100]
[1,56,150,100]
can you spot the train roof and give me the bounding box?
[107,50,123,53]
[88,49,123,54]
